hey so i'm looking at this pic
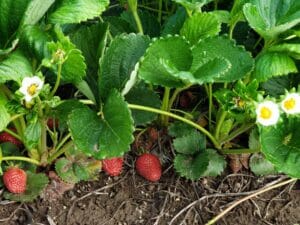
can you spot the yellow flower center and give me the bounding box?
[283,98,296,110]
[27,84,38,96]
[260,106,272,119]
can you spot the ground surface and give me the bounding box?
[0,166,299,225]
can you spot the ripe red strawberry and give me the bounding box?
[0,128,22,147]
[3,167,27,194]
[102,157,124,176]
[136,153,162,182]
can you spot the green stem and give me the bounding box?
[3,128,22,141]
[229,21,237,40]
[253,37,263,50]
[1,156,40,165]
[36,97,46,158]
[50,62,62,97]
[128,104,221,149]
[54,133,71,154]
[132,10,144,34]
[161,87,171,126]
[220,123,254,145]
[158,0,163,24]
[220,148,260,154]
[0,84,13,99]
[48,141,73,164]
[208,83,213,132]
[170,109,194,120]
[214,0,218,10]
[19,116,26,134]
[168,85,191,111]
[214,110,227,140]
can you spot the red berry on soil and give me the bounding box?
[102,157,124,176]
[136,153,162,182]
[3,167,27,194]
[0,128,22,147]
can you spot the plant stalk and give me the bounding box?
[158,0,163,24]
[48,141,73,164]
[1,156,40,165]
[214,110,227,140]
[220,148,260,154]
[128,104,221,149]
[220,123,254,145]
[50,62,62,97]
[160,87,171,126]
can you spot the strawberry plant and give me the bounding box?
[0,0,299,202]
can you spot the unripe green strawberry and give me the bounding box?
[0,128,22,147]
[102,157,124,176]
[3,167,27,194]
[136,153,161,182]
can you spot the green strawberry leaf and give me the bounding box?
[166,57,231,84]
[125,82,161,126]
[138,36,192,88]
[53,100,85,131]
[4,171,49,202]
[168,121,194,138]
[104,17,134,36]
[253,52,297,82]
[261,75,297,98]
[98,33,150,100]
[191,36,254,82]
[260,116,300,178]
[44,27,87,84]
[0,51,33,84]
[48,0,109,24]
[243,0,300,40]
[161,7,187,36]
[71,23,109,76]
[22,0,55,26]
[0,0,30,46]
[173,130,206,154]
[0,92,10,132]
[172,0,213,11]
[55,158,79,183]
[0,143,21,157]
[69,90,134,159]
[24,120,42,149]
[202,149,226,177]
[97,90,134,159]
[174,152,209,180]
[19,25,51,60]
[268,43,300,60]
[68,106,102,158]
[250,153,277,176]
[180,12,221,45]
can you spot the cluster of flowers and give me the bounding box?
[256,93,300,126]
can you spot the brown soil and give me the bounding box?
[0,167,299,225]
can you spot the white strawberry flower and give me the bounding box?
[281,93,300,115]
[256,101,280,126]
[19,76,44,102]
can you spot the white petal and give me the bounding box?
[281,93,300,114]
[256,101,280,126]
